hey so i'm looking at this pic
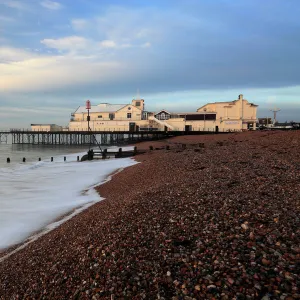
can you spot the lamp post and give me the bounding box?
[86,100,91,131]
[86,100,93,158]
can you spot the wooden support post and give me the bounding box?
[102,149,107,159]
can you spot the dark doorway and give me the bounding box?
[129,122,136,132]
[109,113,115,120]
[185,125,192,132]
[215,126,219,133]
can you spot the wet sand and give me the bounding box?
[0,131,299,299]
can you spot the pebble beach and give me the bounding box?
[0,131,299,299]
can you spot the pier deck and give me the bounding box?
[0,130,224,145]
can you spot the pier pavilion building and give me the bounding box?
[67,94,258,132]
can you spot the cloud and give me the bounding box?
[141,42,151,48]
[0,46,126,93]
[99,40,116,48]
[0,15,15,22]
[71,19,88,30]
[41,36,89,51]
[0,0,29,10]
[40,0,62,10]
[0,47,34,63]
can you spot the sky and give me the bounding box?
[1,0,300,128]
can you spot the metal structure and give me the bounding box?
[0,130,228,145]
[270,107,281,125]
[0,132,9,144]
[3,130,168,145]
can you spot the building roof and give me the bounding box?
[197,99,258,110]
[31,124,60,126]
[155,111,216,115]
[74,103,127,113]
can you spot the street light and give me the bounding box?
[86,100,91,131]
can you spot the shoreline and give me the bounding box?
[0,131,299,299]
[0,165,132,262]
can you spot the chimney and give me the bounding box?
[238,94,243,100]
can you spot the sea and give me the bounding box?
[0,142,137,252]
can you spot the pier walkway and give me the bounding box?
[0,130,222,145]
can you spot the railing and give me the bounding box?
[69,117,147,122]
[10,128,31,132]
[148,116,175,130]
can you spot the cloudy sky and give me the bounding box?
[1,0,300,128]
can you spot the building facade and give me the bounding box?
[31,124,63,131]
[68,99,151,131]
[68,94,258,132]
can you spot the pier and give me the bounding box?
[0,129,225,145]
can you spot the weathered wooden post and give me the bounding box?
[51,157,53,162]
[39,158,41,161]
[166,145,170,150]
[7,158,10,163]
[77,156,80,161]
[102,148,107,159]
[64,156,66,162]
[149,145,153,151]
[23,157,26,163]
[134,146,137,154]
[118,148,122,157]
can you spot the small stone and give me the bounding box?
[241,223,249,230]
[262,258,271,266]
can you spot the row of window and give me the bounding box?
[97,113,132,119]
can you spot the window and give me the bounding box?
[109,113,115,120]
[127,113,132,118]
[98,115,102,118]
[128,107,131,110]
[136,101,140,106]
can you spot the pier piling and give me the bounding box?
[7,158,10,163]
[102,149,107,159]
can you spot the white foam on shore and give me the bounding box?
[0,150,137,251]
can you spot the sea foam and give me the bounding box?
[0,150,137,250]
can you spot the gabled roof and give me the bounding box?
[74,104,127,113]
[116,104,142,112]
[155,109,171,115]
